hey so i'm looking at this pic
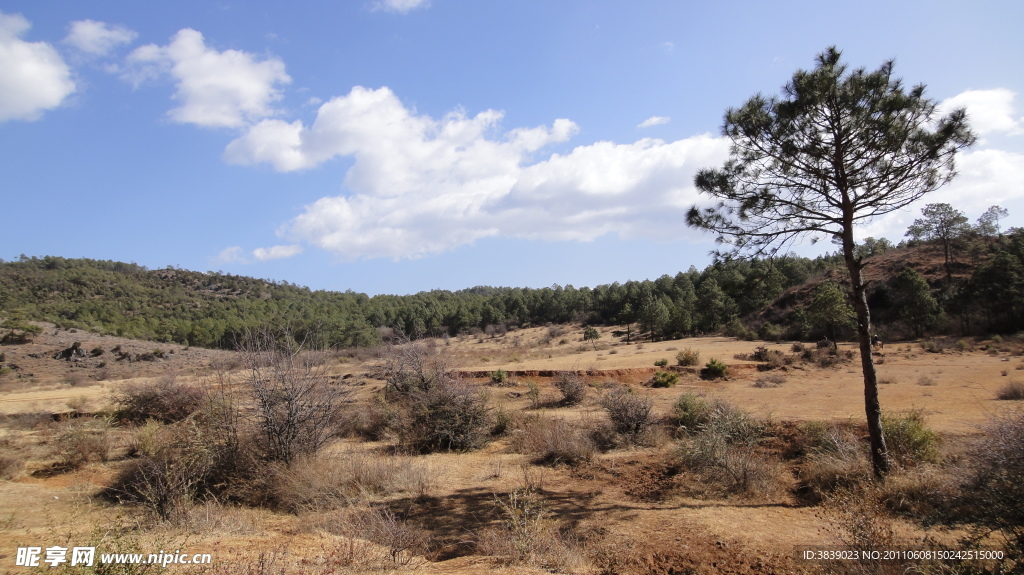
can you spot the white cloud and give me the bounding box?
[856,148,1024,240]
[0,12,75,122]
[214,246,247,264]
[938,88,1023,137]
[125,29,291,128]
[638,116,670,128]
[252,244,303,261]
[373,0,430,14]
[64,19,136,56]
[227,85,730,260]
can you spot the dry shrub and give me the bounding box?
[0,445,25,479]
[996,379,1024,400]
[512,416,595,466]
[113,373,205,424]
[168,500,258,535]
[381,339,457,397]
[240,329,349,465]
[798,422,870,503]
[63,370,90,387]
[104,421,216,519]
[878,465,959,518]
[676,347,700,366]
[753,373,786,388]
[0,411,50,430]
[396,380,491,453]
[802,346,848,368]
[599,388,653,443]
[679,434,788,499]
[273,452,433,512]
[672,394,761,443]
[676,399,780,499]
[554,371,587,405]
[358,507,432,566]
[381,336,491,453]
[476,487,586,572]
[820,488,910,575]
[953,409,1024,564]
[342,397,397,440]
[54,417,112,468]
[916,375,936,386]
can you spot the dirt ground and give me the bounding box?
[1,324,1021,573]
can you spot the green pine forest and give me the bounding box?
[2,218,1022,350]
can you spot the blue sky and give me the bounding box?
[2,1,1023,295]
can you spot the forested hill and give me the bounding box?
[1,229,1021,349]
[0,253,842,348]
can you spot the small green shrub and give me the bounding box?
[654,358,668,368]
[758,322,782,342]
[651,371,679,388]
[700,358,728,380]
[489,369,509,385]
[672,393,710,432]
[882,410,939,465]
[526,381,540,409]
[676,348,700,366]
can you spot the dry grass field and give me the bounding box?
[2,324,1023,574]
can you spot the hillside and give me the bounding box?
[2,231,1023,354]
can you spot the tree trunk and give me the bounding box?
[842,239,891,479]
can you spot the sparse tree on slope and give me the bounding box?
[687,47,975,478]
[976,205,1009,238]
[906,203,971,278]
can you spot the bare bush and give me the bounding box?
[821,489,908,575]
[798,422,870,503]
[753,373,786,388]
[600,388,653,443]
[679,434,788,499]
[239,328,349,465]
[476,486,585,571]
[55,417,112,468]
[273,452,434,512]
[997,380,1024,400]
[105,421,214,519]
[0,448,24,480]
[381,338,457,397]
[397,380,491,453]
[953,409,1024,563]
[554,371,587,405]
[672,394,761,443]
[113,372,205,424]
[512,417,595,466]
